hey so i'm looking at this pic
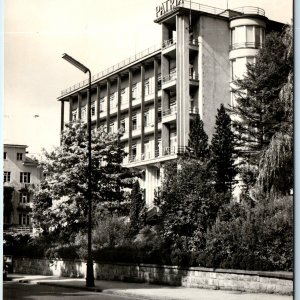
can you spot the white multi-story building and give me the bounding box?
[58,2,283,208]
[3,144,42,233]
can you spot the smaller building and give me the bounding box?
[3,144,42,234]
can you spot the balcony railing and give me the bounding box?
[127,145,189,164]
[162,105,177,117]
[189,73,199,81]
[162,72,177,84]
[189,38,199,46]
[17,203,32,211]
[230,42,263,50]
[162,38,176,49]
[189,107,199,114]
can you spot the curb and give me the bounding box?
[13,279,103,293]
[37,281,103,293]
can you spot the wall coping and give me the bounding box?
[14,257,293,280]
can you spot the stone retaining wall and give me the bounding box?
[13,257,293,295]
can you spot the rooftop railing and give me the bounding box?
[61,43,161,96]
[232,6,265,16]
[156,2,265,19]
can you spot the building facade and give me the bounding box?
[3,144,42,233]
[58,2,283,207]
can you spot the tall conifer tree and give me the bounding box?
[188,114,209,160]
[210,104,236,193]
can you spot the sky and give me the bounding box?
[3,0,293,156]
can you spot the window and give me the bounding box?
[144,110,149,127]
[246,26,254,44]
[4,152,7,159]
[4,171,11,183]
[81,107,87,119]
[158,105,162,123]
[121,88,126,103]
[72,110,77,121]
[132,83,137,99]
[17,153,23,161]
[132,113,137,130]
[170,131,177,150]
[231,59,236,80]
[144,79,150,95]
[19,192,29,204]
[19,213,30,225]
[231,25,265,49]
[110,93,115,103]
[109,122,114,133]
[144,140,150,159]
[91,103,96,116]
[120,118,126,132]
[99,97,105,112]
[158,74,162,90]
[132,144,137,160]
[20,172,31,183]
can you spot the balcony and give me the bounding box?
[189,107,199,114]
[162,72,177,91]
[162,38,176,49]
[125,145,189,166]
[17,203,32,211]
[5,225,33,234]
[162,105,177,117]
[162,38,176,58]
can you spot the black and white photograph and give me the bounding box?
[3,0,294,299]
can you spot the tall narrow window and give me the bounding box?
[144,109,149,127]
[170,131,177,153]
[91,103,96,116]
[132,113,137,130]
[4,171,11,183]
[19,192,29,204]
[120,118,126,132]
[132,144,137,161]
[4,152,7,160]
[81,107,87,119]
[132,83,137,99]
[246,26,254,45]
[144,140,150,159]
[144,79,150,95]
[72,110,77,121]
[99,97,105,112]
[109,122,114,133]
[20,172,31,183]
[121,88,126,104]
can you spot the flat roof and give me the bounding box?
[4,144,28,149]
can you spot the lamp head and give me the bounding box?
[62,53,89,74]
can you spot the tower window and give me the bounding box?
[17,153,23,161]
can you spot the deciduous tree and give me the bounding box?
[32,120,136,235]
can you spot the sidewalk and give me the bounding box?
[6,273,293,300]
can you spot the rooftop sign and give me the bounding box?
[156,0,184,18]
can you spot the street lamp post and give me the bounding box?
[62,53,94,287]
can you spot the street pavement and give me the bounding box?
[4,281,142,300]
[5,274,293,300]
